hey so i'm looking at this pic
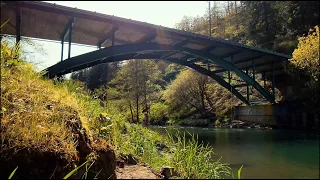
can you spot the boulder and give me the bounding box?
[117,160,125,168]
[160,166,179,179]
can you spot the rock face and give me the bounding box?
[65,108,93,160]
[0,148,73,179]
[94,145,117,179]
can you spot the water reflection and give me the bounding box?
[149,126,320,179]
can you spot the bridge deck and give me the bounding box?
[1,1,291,75]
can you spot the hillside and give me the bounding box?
[0,41,116,179]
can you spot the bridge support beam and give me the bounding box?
[61,17,75,61]
[228,56,234,85]
[263,72,266,88]
[61,39,64,61]
[181,47,274,103]
[252,59,255,80]
[68,21,73,59]
[166,58,249,104]
[15,6,21,44]
[98,26,118,48]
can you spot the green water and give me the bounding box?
[149,126,319,179]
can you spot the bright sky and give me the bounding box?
[26,1,208,74]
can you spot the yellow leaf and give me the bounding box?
[101,112,108,117]
[6,49,11,56]
[100,127,108,131]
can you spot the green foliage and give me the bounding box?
[63,160,89,179]
[238,165,243,179]
[149,102,169,124]
[166,132,232,179]
[163,69,208,116]
[107,59,162,123]
[288,1,320,36]
[8,166,18,179]
[273,40,298,55]
[100,113,233,179]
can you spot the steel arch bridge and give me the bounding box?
[1,1,292,105]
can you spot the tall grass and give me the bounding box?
[97,111,233,179]
[165,131,232,179]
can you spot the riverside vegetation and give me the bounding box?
[0,38,239,179]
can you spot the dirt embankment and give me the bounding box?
[0,105,117,179]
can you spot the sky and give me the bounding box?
[24,1,208,74]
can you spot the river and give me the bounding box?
[149,126,319,179]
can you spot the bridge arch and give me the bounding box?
[44,42,274,105]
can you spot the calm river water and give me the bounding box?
[149,126,319,179]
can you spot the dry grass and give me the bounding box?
[0,41,94,162]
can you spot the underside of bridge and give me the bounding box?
[1,1,292,105]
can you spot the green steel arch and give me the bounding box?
[43,42,275,105]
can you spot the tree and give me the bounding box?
[288,25,319,84]
[244,1,278,48]
[288,1,320,37]
[109,59,161,124]
[286,25,320,113]
[163,69,209,117]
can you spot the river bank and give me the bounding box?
[150,117,274,130]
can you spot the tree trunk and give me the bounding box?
[134,60,139,123]
[129,101,134,123]
[263,1,269,40]
[227,1,230,15]
[143,80,148,127]
[235,1,238,29]
[204,87,214,112]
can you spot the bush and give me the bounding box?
[149,102,169,124]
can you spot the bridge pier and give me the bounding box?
[234,104,320,130]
